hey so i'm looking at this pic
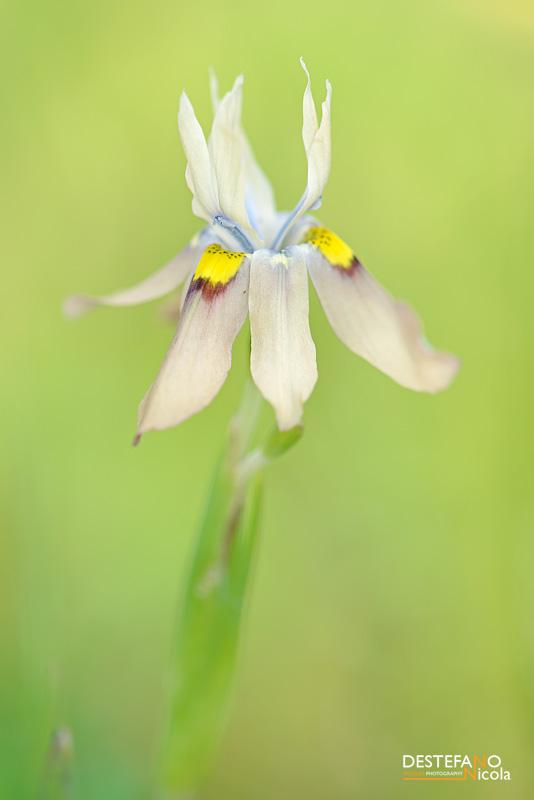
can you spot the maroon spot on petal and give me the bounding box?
[333,255,362,276]
[132,432,142,447]
[186,276,236,302]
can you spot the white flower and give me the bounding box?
[65,60,459,440]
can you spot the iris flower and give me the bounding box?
[65,60,458,440]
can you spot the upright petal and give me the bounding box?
[249,247,317,430]
[209,70,276,235]
[272,61,331,249]
[306,84,331,208]
[137,245,250,435]
[63,236,209,318]
[304,227,459,393]
[300,59,332,213]
[209,76,260,241]
[178,92,219,223]
[301,58,319,157]
[241,139,276,235]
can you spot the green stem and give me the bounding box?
[158,380,302,799]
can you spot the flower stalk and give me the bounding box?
[159,383,301,799]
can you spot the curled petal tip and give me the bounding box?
[434,353,461,392]
[300,57,311,81]
[209,68,219,108]
[178,90,191,110]
[132,432,142,447]
[62,295,95,319]
[407,340,461,394]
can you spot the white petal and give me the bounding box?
[209,72,276,237]
[300,58,318,153]
[241,136,276,235]
[271,64,332,249]
[306,247,459,393]
[209,68,220,110]
[63,239,205,319]
[137,261,250,434]
[209,76,259,241]
[158,265,196,324]
[249,247,317,429]
[303,74,331,213]
[305,81,332,206]
[178,92,219,224]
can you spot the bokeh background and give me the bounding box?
[2,0,534,797]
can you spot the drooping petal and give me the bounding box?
[209,70,276,236]
[178,92,219,223]
[249,247,317,430]
[136,245,250,435]
[63,236,209,319]
[304,227,459,393]
[158,266,196,324]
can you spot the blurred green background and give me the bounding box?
[2,0,534,797]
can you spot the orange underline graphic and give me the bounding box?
[403,775,466,782]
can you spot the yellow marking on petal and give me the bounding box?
[302,226,354,269]
[194,244,246,286]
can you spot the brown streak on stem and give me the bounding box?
[221,498,244,568]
